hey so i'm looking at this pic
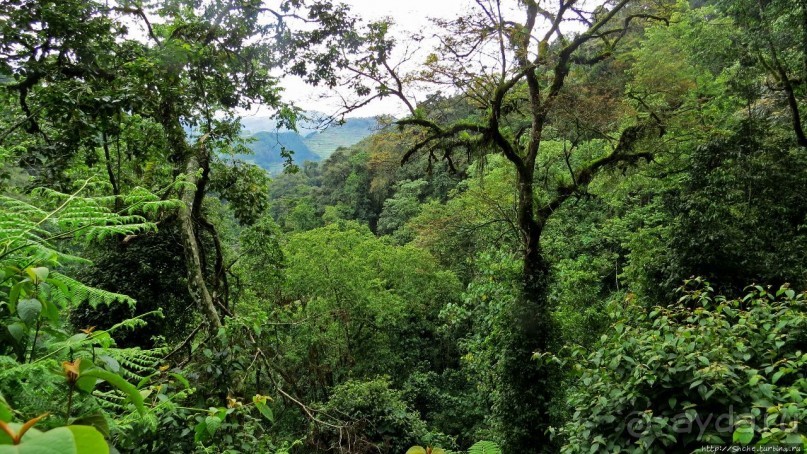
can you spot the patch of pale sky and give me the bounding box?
[246,0,582,121]
[252,0,476,120]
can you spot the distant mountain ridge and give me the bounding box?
[241,131,321,174]
[303,117,378,158]
[238,115,378,174]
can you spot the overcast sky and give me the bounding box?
[250,0,475,120]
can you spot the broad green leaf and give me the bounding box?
[193,421,207,443]
[75,376,96,394]
[40,299,59,324]
[97,355,120,373]
[24,267,48,284]
[0,427,72,453]
[16,299,41,325]
[66,425,108,454]
[65,334,88,346]
[784,433,803,444]
[732,425,754,445]
[8,283,21,308]
[0,398,10,423]
[7,323,24,342]
[75,359,98,393]
[405,447,427,454]
[204,416,221,436]
[0,424,108,454]
[71,413,110,438]
[168,373,190,389]
[254,401,274,422]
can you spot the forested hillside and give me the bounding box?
[302,117,378,158]
[241,131,321,174]
[0,0,805,453]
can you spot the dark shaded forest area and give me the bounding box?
[0,0,805,452]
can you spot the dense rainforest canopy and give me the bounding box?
[0,0,806,452]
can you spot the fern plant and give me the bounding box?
[0,180,183,447]
[0,178,179,267]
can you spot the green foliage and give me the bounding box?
[406,446,446,454]
[408,156,520,282]
[3,0,807,452]
[315,377,453,453]
[315,148,381,228]
[558,279,807,452]
[467,440,502,454]
[284,197,321,232]
[407,439,501,454]
[79,368,146,417]
[376,179,428,243]
[210,159,271,225]
[70,226,196,347]
[0,421,108,454]
[277,221,461,382]
[0,181,167,270]
[542,197,624,347]
[666,124,807,291]
[233,215,285,304]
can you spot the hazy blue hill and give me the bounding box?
[239,115,320,136]
[303,117,378,158]
[236,116,378,173]
[242,131,321,174]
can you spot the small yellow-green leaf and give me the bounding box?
[25,267,48,284]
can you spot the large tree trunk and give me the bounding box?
[177,150,223,329]
[158,95,223,330]
[497,169,554,453]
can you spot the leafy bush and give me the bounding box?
[314,377,453,453]
[558,279,807,452]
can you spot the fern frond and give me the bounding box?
[49,271,136,308]
[108,347,167,381]
[0,195,48,219]
[106,310,163,334]
[468,441,503,454]
[93,389,127,413]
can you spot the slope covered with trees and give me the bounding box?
[0,0,805,453]
[243,131,322,174]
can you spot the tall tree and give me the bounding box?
[304,0,674,449]
[719,0,807,147]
